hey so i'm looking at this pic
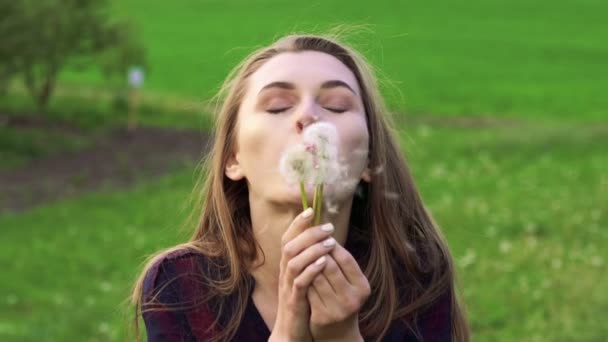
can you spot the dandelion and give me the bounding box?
[590,255,603,267]
[279,122,341,225]
[458,249,477,269]
[100,281,112,293]
[499,240,512,254]
[303,123,341,186]
[6,294,18,305]
[551,258,562,270]
[279,144,315,208]
[303,122,339,147]
[98,322,110,334]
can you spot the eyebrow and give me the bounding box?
[258,80,357,95]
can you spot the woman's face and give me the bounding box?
[225,50,370,207]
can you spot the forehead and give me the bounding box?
[248,50,361,95]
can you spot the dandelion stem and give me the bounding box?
[299,181,308,211]
[312,185,318,217]
[314,183,324,226]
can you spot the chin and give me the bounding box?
[274,183,354,208]
[270,184,314,207]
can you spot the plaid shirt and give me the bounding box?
[142,246,452,341]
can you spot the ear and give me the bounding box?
[225,154,245,181]
[361,166,371,183]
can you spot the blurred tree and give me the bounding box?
[0,0,146,113]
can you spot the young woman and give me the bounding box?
[130,33,470,341]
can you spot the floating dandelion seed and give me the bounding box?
[384,191,400,200]
[459,249,477,268]
[326,200,340,215]
[340,177,360,193]
[352,147,368,157]
[372,164,385,175]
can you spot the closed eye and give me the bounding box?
[266,107,347,114]
[325,107,347,113]
[266,107,291,114]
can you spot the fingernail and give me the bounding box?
[315,256,327,265]
[320,223,334,232]
[323,237,336,247]
[302,208,314,218]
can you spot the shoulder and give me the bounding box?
[142,247,210,305]
[416,288,452,336]
[141,248,221,340]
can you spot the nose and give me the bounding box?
[295,100,320,133]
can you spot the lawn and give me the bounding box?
[57,0,608,121]
[1,117,606,341]
[1,0,606,341]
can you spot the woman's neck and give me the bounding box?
[248,194,353,296]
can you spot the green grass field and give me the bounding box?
[1,0,606,341]
[59,0,608,121]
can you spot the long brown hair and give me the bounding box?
[129,30,470,341]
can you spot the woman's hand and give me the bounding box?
[270,208,338,342]
[306,243,371,342]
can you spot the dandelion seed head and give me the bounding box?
[303,122,339,147]
[279,144,314,184]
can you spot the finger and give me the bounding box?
[330,244,366,287]
[321,255,350,294]
[312,274,341,318]
[307,285,326,308]
[279,207,316,271]
[281,207,315,247]
[284,236,337,285]
[292,255,328,300]
[282,221,335,267]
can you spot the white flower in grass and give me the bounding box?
[279,143,315,185]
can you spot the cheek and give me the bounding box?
[338,118,369,171]
[236,116,287,175]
